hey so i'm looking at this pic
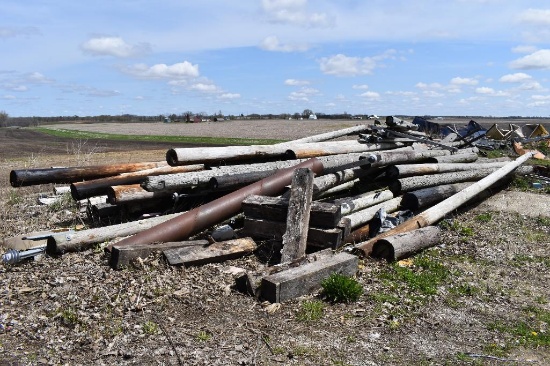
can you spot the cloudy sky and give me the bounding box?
[1,0,550,117]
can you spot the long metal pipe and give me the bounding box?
[10,161,169,187]
[166,141,402,166]
[70,164,204,200]
[276,125,370,145]
[106,158,324,251]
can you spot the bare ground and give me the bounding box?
[0,122,549,365]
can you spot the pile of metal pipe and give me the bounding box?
[6,122,543,270]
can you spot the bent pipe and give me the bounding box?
[105,158,324,251]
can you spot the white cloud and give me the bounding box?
[476,87,495,94]
[26,72,53,84]
[319,54,377,77]
[499,72,532,83]
[450,77,478,86]
[190,83,219,92]
[518,9,550,26]
[288,91,309,101]
[474,87,509,96]
[360,91,380,99]
[0,26,40,39]
[386,91,416,97]
[122,61,200,79]
[519,81,543,90]
[415,82,444,90]
[81,36,151,58]
[284,79,310,86]
[352,84,369,90]
[528,95,550,107]
[86,88,121,97]
[287,86,319,101]
[262,0,334,28]
[423,90,445,98]
[219,93,241,99]
[512,45,538,54]
[10,85,28,91]
[259,36,309,52]
[509,49,550,70]
[262,0,307,11]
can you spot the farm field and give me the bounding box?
[39,117,550,140]
[0,120,549,365]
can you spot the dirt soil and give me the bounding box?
[0,122,549,365]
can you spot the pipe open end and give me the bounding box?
[166,149,179,166]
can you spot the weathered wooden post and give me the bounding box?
[281,168,314,263]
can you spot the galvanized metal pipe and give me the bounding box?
[166,141,402,166]
[385,161,509,179]
[106,158,324,251]
[277,125,370,145]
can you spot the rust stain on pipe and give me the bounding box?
[10,161,168,187]
[106,158,324,251]
[354,215,430,257]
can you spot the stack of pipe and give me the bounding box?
[7,121,540,268]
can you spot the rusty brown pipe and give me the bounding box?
[10,161,169,187]
[70,164,204,200]
[105,158,324,251]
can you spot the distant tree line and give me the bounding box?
[1,110,546,128]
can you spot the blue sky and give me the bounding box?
[1,0,550,117]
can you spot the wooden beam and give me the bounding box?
[242,195,341,228]
[242,218,344,249]
[234,249,335,298]
[281,168,314,263]
[163,237,257,266]
[261,252,359,303]
[110,240,208,269]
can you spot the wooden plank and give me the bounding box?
[110,240,208,269]
[281,168,314,263]
[242,218,344,249]
[261,252,359,303]
[163,237,257,266]
[242,195,341,228]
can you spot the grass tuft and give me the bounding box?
[296,300,325,322]
[321,273,363,303]
[142,320,159,335]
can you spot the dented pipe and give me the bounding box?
[106,158,324,251]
